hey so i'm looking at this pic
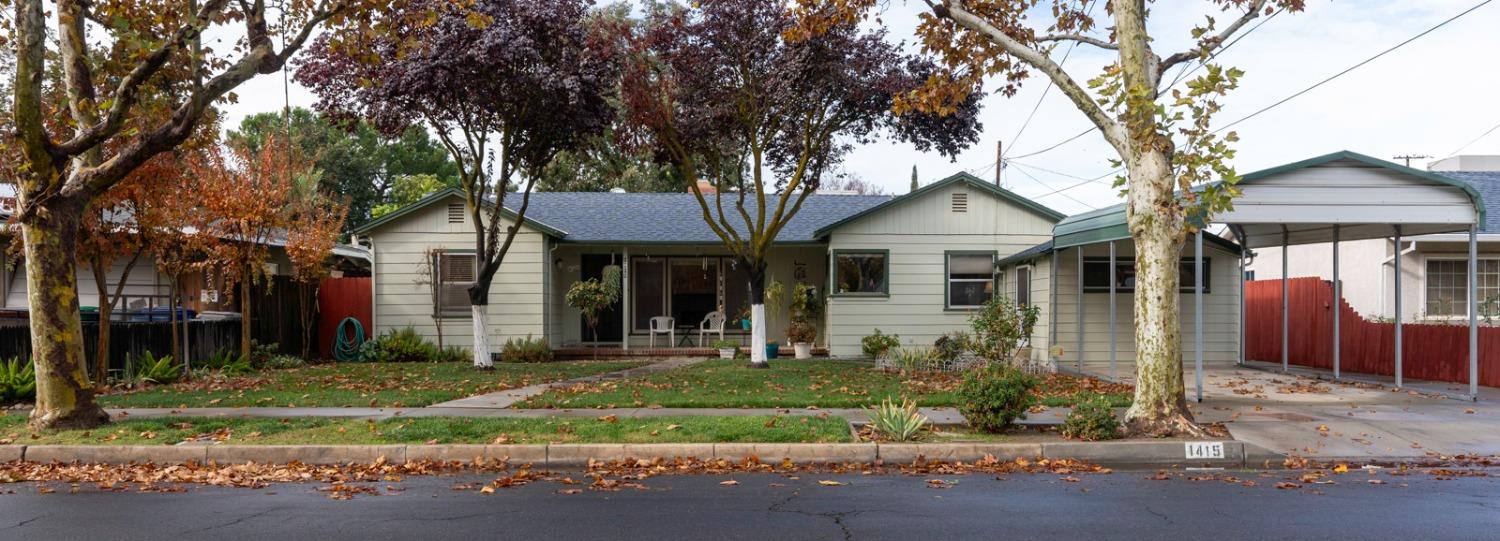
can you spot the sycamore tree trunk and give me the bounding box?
[22,199,110,429]
[746,262,769,368]
[469,286,493,369]
[1120,151,1205,436]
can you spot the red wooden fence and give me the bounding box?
[317,277,372,359]
[1245,277,1499,387]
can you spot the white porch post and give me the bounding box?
[1469,225,1479,399]
[1194,230,1204,402]
[1076,247,1084,371]
[1394,226,1403,388]
[1050,250,1059,360]
[622,247,630,351]
[1282,228,1289,372]
[1108,240,1116,380]
[1333,225,1341,379]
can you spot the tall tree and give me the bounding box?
[5,0,384,428]
[371,174,459,218]
[622,0,981,366]
[228,108,457,230]
[286,190,351,360]
[910,165,919,192]
[793,0,1299,435]
[538,129,681,193]
[299,0,623,368]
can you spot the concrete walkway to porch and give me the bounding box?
[1073,363,1500,461]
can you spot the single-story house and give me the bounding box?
[351,173,1064,357]
[1247,154,1500,324]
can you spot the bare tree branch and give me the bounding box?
[1035,33,1117,50]
[1157,0,1269,78]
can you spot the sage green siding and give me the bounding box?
[824,181,1058,356]
[367,193,548,348]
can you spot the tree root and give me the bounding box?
[1122,411,1213,439]
[28,404,111,430]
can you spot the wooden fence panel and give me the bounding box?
[1245,277,1498,387]
[317,277,372,358]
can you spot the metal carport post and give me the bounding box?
[1108,241,1117,380]
[1470,225,1479,400]
[1333,225,1340,379]
[1194,230,1204,402]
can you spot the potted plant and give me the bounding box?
[787,321,816,359]
[711,339,739,360]
[736,305,751,330]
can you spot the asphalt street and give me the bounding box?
[1,468,1497,540]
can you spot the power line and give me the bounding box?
[1446,120,1500,157]
[1215,0,1493,134]
[1002,0,1101,165]
[1007,162,1097,210]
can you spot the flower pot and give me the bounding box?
[793,342,812,359]
[718,347,737,360]
[740,319,751,330]
[765,343,780,359]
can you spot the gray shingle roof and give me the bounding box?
[1436,171,1500,233]
[502,192,893,243]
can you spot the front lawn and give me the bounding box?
[515,359,1132,409]
[96,361,645,409]
[0,414,853,445]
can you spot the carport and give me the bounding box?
[1221,151,1485,399]
[1013,151,1486,401]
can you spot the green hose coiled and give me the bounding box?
[333,317,367,362]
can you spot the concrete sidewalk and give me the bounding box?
[1139,366,1500,461]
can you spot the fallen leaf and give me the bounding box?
[719,480,740,486]
[817,480,845,486]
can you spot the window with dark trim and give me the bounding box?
[833,251,888,295]
[434,252,477,317]
[1015,265,1032,307]
[1082,257,1210,293]
[946,252,994,309]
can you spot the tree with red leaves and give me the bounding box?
[298,0,622,368]
[621,0,982,366]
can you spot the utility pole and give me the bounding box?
[1393,154,1431,168]
[995,140,1003,187]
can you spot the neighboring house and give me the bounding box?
[1247,155,1500,324]
[352,173,1064,357]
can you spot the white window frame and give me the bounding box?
[1015,264,1033,307]
[1420,255,1500,319]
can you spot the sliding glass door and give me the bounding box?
[630,256,746,334]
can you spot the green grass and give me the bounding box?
[95,361,645,409]
[0,414,853,445]
[516,360,1132,409]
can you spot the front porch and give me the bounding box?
[553,345,832,360]
[546,243,830,350]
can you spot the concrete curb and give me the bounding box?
[4,440,1293,469]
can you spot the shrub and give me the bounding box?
[500,335,552,363]
[1062,393,1122,441]
[968,296,1040,361]
[263,354,306,370]
[711,339,739,350]
[249,341,279,367]
[434,346,469,364]
[866,397,928,442]
[861,329,901,358]
[0,357,36,403]
[932,331,971,361]
[957,363,1037,432]
[363,327,438,363]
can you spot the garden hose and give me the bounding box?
[333,317,367,362]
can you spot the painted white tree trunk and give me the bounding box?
[749,303,767,365]
[472,305,493,368]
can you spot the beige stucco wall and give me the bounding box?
[1030,240,1242,370]
[367,193,547,348]
[824,181,1057,357]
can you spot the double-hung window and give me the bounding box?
[832,251,889,296]
[434,251,477,317]
[946,252,995,309]
[1426,258,1500,317]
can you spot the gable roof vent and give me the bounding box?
[447,203,465,224]
[951,192,969,213]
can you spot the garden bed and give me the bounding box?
[95,361,646,409]
[0,414,853,445]
[514,359,1132,409]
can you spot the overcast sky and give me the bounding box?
[220,0,1500,215]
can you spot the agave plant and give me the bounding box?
[120,351,181,388]
[866,397,928,442]
[0,357,36,402]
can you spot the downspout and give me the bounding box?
[1380,239,1418,318]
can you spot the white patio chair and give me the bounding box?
[648,316,675,348]
[698,311,726,347]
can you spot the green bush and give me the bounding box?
[198,349,253,375]
[500,335,552,363]
[0,357,36,402]
[263,354,306,370]
[861,329,901,358]
[957,363,1037,433]
[967,296,1040,361]
[249,341,279,367]
[1062,393,1122,441]
[711,339,740,350]
[122,351,181,387]
[434,346,469,364]
[866,397,928,442]
[932,331,971,361]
